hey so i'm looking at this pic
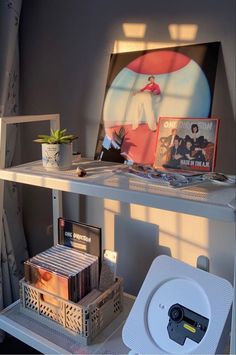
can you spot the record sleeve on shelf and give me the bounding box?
[94,43,220,166]
[154,117,219,173]
[58,217,102,268]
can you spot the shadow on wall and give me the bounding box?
[212,44,236,174]
[115,214,171,296]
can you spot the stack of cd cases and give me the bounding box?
[24,244,99,304]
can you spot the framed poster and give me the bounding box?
[94,42,220,165]
[154,117,219,172]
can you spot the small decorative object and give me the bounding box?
[34,128,78,170]
[76,166,86,177]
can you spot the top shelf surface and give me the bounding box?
[0,159,235,222]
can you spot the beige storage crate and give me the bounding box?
[19,277,123,344]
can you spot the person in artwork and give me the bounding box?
[158,129,179,165]
[164,136,183,168]
[184,124,208,162]
[180,138,195,161]
[160,128,178,149]
[129,75,161,131]
[99,127,126,163]
[34,268,68,306]
[137,75,161,96]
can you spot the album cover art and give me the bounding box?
[24,260,71,305]
[24,245,99,304]
[58,218,102,268]
[94,42,220,165]
[154,117,219,172]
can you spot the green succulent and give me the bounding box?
[34,128,78,144]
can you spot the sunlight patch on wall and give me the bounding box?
[129,204,209,268]
[113,40,176,54]
[168,24,198,41]
[129,204,179,226]
[113,22,198,53]
[179,214,209,248]
[159,215,209,267]
[130,204,151,222]
[122,23,147,38]
[104,199,120,214]
[104,199,121,250]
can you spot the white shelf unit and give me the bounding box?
[0,115,235,354]
[0,296,134,354]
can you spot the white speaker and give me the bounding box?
[122,255,233,354]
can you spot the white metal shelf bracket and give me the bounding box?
[0,114,62,244]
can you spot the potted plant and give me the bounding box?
[34,128,78,170]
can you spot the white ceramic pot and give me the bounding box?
[42,143,72,170]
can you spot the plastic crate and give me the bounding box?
[19,277,123,344]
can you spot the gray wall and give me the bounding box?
[19,0,235,294]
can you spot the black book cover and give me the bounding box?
[58,217,102,269]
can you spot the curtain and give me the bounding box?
[0,0,29,342]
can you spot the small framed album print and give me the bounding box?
[154,117,219,173]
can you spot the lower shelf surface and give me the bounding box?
[0,295,134,354]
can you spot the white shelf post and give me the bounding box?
[0,114,62,245]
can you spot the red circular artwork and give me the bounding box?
[127,50,190,74]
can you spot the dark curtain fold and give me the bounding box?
[0,0,29,342]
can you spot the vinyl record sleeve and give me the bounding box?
[154,117,219,173]
[94,42,220,166]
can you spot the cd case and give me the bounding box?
[58,217,102,268]
[24,245,99,304]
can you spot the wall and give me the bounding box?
[19,0,235,293]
